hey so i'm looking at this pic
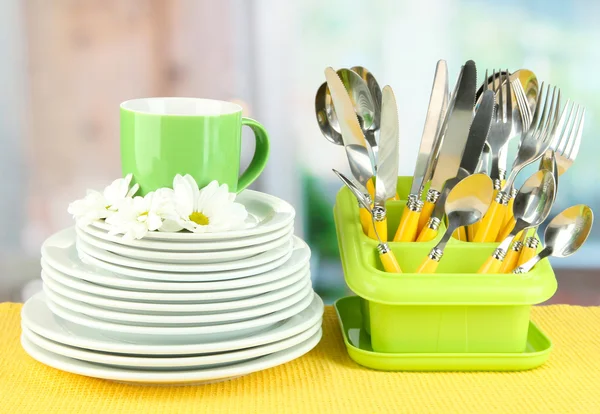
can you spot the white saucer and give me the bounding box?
[21,329,321,385]
[79,222,294,252]
[41,259,309,301]
[91,190,295,242]
[45,290,315,343]
[76,233,294,273]
[75,226,294,264]
[22,321,321,369]
[42,231,308,284]
[42,279,312,324]
[22,292,324,355]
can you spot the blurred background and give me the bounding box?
[1,0,598,304]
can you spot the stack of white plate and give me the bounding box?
[21,190,324,385]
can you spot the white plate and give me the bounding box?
[42,230,308,284]
[22,321,321,369]
[21,329,321,385]
[42,279,312,324]
[45,290,316,343]
[79,222,294,251]
[91,190,295,242]
[76,233,294,273]
[75,226,294,264]
[22,292,324,355]
[41,259,309,301]
[41,269,311,313]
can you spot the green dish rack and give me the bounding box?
[333,176,557,358]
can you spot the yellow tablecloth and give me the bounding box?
[1,303,600,413]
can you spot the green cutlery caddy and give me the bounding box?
[333,176,557,355]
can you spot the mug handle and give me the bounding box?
[237,117,270,192]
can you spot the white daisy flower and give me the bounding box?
[171,174,248,233]
[105,189,180,240]
[68,174,139,225]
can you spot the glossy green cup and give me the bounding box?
[120,97,269,195]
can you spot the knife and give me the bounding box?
[416,89,495,242]
[369,85,399,242]
[416,60,477,235]
[393,60,448,242]
[324,67,374,192]
[333,169,402,273]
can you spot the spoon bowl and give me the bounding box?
[445,174,494,229]
[512,170,556,229]
[315,83,343,145]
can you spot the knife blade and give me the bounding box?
[332,169,371,212]
[430,89,495,219]
[410,60,448,197]
[374,85,399,208]
[428,60,477,193]
[324,67,374,193]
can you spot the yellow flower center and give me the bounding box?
[189,211,209,226]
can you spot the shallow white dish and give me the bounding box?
[41,259,309,301]
[75,226,294,264]
[42,278,312,324]
[42,269,310,313]
[91,190,295,242]
[42,230,308,284]
[22,292,324,355]
[77,233,294,273]
[45,290,316,343]
[21,329,321,385]
[22,322,321,369]
[79,222,294,252]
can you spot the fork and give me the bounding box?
[517,101,585,265]
[473,82,560,242]
[485,69,513,191]
[499,79,534,232]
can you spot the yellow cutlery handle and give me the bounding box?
[473,200,507,243]
[467,222,478,242]
[393,208,420,242]
[418,200,436,233]
[452,226,467,241]
[497,217,516,242]
[502,195,515,230]
[477,255,503,274]
[366,179,375,199]
[368,218,388,242]
[379,248,402,273]
[416,224,438,242]
[359,207,371,235]
[518,242,538,267]
[416,256,440,274]
[499,248,520,273]
[391,193,400,201]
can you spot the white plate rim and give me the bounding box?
[21,321,322,368]
[76,234,294,273]
[42,278,312,323]
[45,290,315,335]
[41,259,310,301]
[75,225,294,262]
[21,292,324,355]
[90,190,295,241]
[20,329,321,384]
[79,221,294,251]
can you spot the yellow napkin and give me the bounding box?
[1,302,600,413]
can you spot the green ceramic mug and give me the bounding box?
[120,97,270,195]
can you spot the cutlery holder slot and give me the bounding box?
[334,176,557,354]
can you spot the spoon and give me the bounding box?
[478,170,556,273]
[514,205,594,274]
[350,66,382,121]
[315,82,343,145]
[333,169,401,273]
[416,174,493,273]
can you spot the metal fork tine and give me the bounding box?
[565,105,582,158]
[505,70,512,123]
[550,88,562,137]
[497,69,504,121]
[534,84,551,140]
[567,107,585,161]
[513,80,531,130]
[556,101,573,155]
[484,69,489,92]
[530,82,545,131]
[539,85,556,140]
